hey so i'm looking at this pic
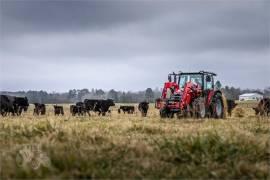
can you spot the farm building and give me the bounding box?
[239,93,263,101]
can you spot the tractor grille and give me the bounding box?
[170,94,181,101]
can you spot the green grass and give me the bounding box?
[0,105,269,178]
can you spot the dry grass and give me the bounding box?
[0,104,269,179]
[233,107,246,118]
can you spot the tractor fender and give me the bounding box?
[205,90,221,113]
[214,90,223,97]
[209,90,223,104]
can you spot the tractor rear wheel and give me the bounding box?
[213,94,224,119]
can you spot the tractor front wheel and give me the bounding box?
[160,108,174,118]
[193,97,206,118]
[168,112,174,118]
[160,108,167,118]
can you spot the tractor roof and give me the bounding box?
[168,71,217,77]
[178,71,217,76]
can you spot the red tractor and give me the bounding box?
[155,71,225,119]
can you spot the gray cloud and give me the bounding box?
[1,1,177,36]
[0,0,269,91]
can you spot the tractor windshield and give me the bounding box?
[179,74,203,88]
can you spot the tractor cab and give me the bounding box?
[178,71,216,91]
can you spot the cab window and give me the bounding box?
[179,74,202,88]
[204,75,213,90]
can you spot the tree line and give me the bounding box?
[0,88,160,104]
[1,86,269,104]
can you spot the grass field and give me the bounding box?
[0,104,269,179]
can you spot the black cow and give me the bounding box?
[94,99,115,116]
[118,106,135,114]
[33,103,46,115]
[138,101,149,117]
[76,102,87,115]
[70,102,87,116]
[84,99,99,115]
[54,105,64,115]
[253,98,270,116]
[0,95,15,116]
[14,97,29,115]
[84,99,115,116]
[70,105,77,116]
[226,99,238,117]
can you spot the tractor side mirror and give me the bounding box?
[206,75,211,82]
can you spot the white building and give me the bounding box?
[239,93,263,101]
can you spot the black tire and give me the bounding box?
[213,94,224,119]
[160,108,167,118]
[168,112,174,118]
[179,109,189,118]
[176,112,182,119]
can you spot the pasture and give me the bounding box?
[0,104,269,179]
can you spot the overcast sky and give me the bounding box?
[0,0,269,92]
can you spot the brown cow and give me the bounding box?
[253,98,270,116]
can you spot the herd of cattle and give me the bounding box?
[0,94,269,118]
[0,95,149,117]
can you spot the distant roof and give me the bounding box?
[239,93,263,97]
